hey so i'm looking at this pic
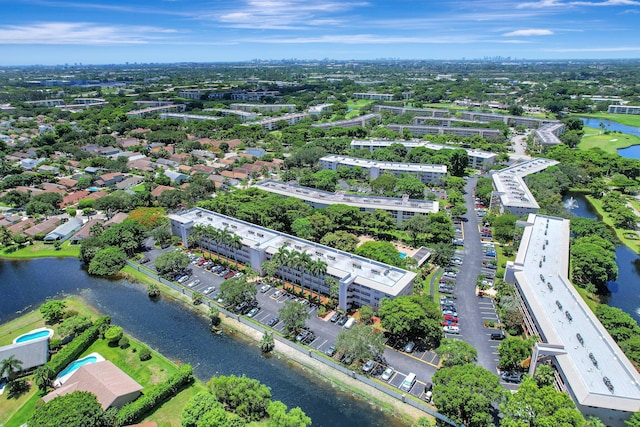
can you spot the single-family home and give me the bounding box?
[115,176,144,190]
[42,360,143,410]
[151,185,175,199]
[44,217,83,242]
[94,172,124,187]
[164,170,190,184]
[23,217,62,238]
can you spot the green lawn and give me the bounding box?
[578,126,640,154]
[141,382,208,427]
[0,241,80,259]
[130,183,146,192]
[585,195,640,254]
[345,99,374,119]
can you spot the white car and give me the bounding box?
[187,279,200,288]
[443,325,460,334]
[381,366,394,381]
[260,284,271,293]
[204,286,215,294]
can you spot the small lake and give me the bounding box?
[580,117,640,160]
[0,258,407,427]
[565,192,640,324]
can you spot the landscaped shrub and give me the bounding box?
[138,347,152,361]
[105,326,124,346]
[46,316,111,375]
[115,365,194,426]
[118,337,130,349]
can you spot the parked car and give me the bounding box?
[443,325,460,334]
[295,329,310,342]
[224,271,235,279]
[337,315,348,326]
[234,301,248,313]
[491,330,506,340]
[403,341,416,353]
[501,371,523,383]
[187,279,200,288]
[177,275,190,284]
[246,307,259,318]
[272,290,283,298]
[302,333,316,344]
[139,257,150,264]
[204,286,215,294]
[381,366,394,381]
[267,317,279,327]
[325,345,336,356]
[260,284,271,293]
[161,243,170,249]
[330,312,340,323]
[362,360,375,373]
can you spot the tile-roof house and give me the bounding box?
[150,185,175,199]
[61,190,90,208]
[42,360,143,410]
[57,177,77,189]
[95,172,124,187]
[23,217,62,238]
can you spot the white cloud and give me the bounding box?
[0,22,177,45]
[544,45,640,51]
[239,34,481,44]
[517,0,565,9]
[503,28,554,36]
[518,0,640,7]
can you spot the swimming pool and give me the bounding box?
[399,252,407,259]
[13,328,54,344]
[54,352,105,387]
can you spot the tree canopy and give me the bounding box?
[378,294,442,348]
[29,391,105,427]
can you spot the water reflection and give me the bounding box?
[0,258,407,427]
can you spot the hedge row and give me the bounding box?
[46,316,111,375]
[115,364,194,426]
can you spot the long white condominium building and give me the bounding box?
[490,158,559,216]
[506,214,640,426]
[372,105,450,118]
[254,180,439,226]
[169,208,416,311]
[353,93,394,101]
[460,111,561,129]
[230,103,296,113]
[126,104,186,118]
[311,113,381,129]
[385,124,502,140]
[608,105,640,115]
[245,113,309,130]
[319,155,447,184]
[350,139,497,170]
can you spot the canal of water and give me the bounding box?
[0,257,407,427]
[564,192,640,324]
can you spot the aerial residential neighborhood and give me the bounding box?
[1,46,640,427]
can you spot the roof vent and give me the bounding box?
[576,333,584,345]
[565,310,572,322]
[589,353,598,367]
[603,376,614,393]
[556,300,562,310]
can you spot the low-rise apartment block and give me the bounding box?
[506,214,640,426]
[254,180,439,226]
[311,113,381,129]
[386,124,502,140]
[350,139,497,170]
[608,105,640,115]
[320,155,447,184]
[230,103,296,113]
[169,208,416,311]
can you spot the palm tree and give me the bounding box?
[34,365,54,392]
[291,251,312,294]
[308,259,328,295]
[271,245,291,282]
[217,227,233,262]
[227,233,243,269]
[0,355,23,382]
[188,224,206,251]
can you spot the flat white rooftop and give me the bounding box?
[254,180,439,214]
[321,155,447,174]
[498,158,559,177]
[172,208,416,296]
[350,139,497,160]
[492,172,539,210]
[510,214,640,411]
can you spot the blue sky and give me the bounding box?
[1,0,640,65]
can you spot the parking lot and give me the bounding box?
[141,179,517,392]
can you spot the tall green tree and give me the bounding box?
[0,355,23,381]
[88,246,127,276]
[432,363,504,427]
[335,323,385,363]
[29,391,105,427]
[435,338,478,367]
[279,300,310,337]
[378,294,442,348]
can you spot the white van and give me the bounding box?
[400,372,416,392]
[343,317,356,329]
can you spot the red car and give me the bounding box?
[224,271,235,279]
[198,259,206,266]
[441,320,458,326]
[443,314,458,322]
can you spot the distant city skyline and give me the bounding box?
[1,0,640,66]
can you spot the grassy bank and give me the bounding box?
[0,296,205,427]
[577,112,640,128]
[585,195,640,254]
[0,240,80,259]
